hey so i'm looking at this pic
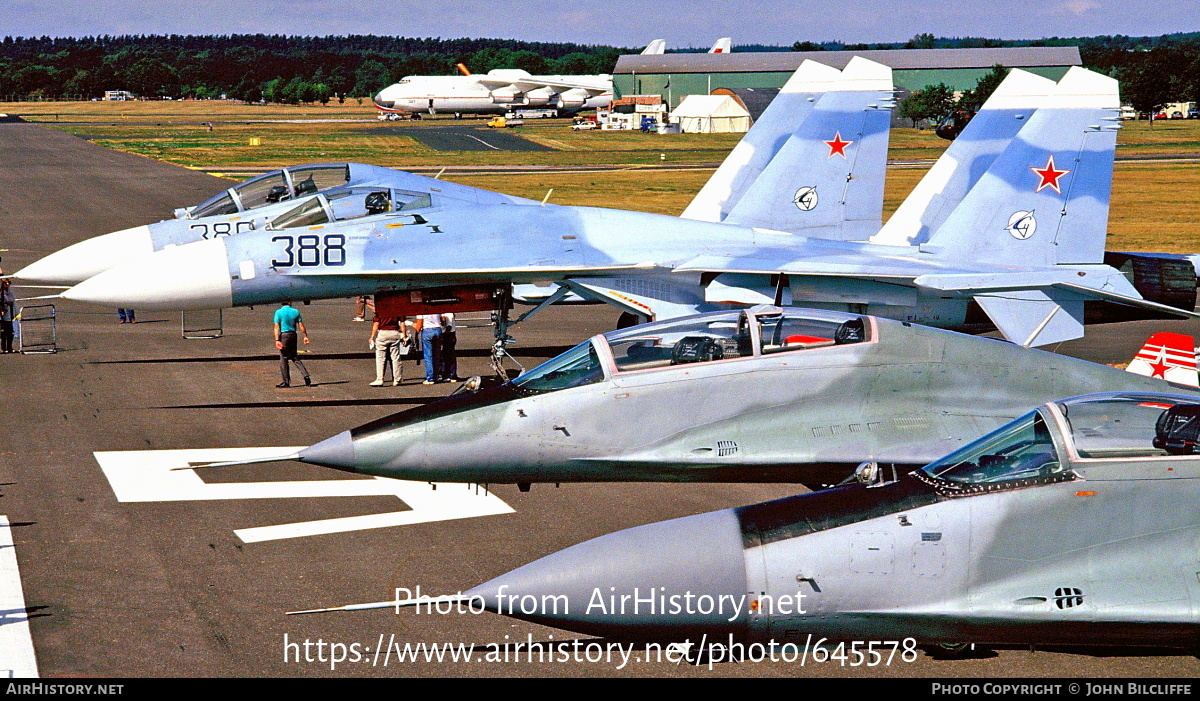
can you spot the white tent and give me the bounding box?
[670,95,751,133]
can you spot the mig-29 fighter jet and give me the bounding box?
[293,391,1200,651]
[191,306,1200,490]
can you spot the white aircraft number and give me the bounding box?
[270,234,347,267]
[190,221,255,239]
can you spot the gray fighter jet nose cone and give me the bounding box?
[298,430,356,472]
[465,509,749,641]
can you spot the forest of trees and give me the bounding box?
[0,35,629,102]
[0,31,1198,113]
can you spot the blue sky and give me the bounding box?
[1,0,1196,47]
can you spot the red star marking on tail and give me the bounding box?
[1150,348,1171,379]
[1030,155,1071,194]
[825,132,853,158]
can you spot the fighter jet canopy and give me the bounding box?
[918,393,1200,491]
[265,187,434,230]
[512,307,871,394]
[185,164,352,219]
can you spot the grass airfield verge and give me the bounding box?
[5,100,1199,252]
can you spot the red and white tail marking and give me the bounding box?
[1127,332,1199,387]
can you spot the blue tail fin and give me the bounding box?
[681,60,841,223]
[870,69,1057,247]
[921,67,1121,267]
[720,57,894,240]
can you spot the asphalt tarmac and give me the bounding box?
[368,124,555,152]
[1,122,1199,678]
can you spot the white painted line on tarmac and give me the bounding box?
[460,134,502,150]
[0,515,39,678]
[94,448,514,544]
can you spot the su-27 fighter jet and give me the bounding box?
[22,58,1032,307]
[13,163,537,286]
[189,307,1200,490]
[58,63,1198,347]
[291,392,1200,650]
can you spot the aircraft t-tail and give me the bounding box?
[189,307,1200,489]
[290,392,1200,650]
[58,65,1198,347]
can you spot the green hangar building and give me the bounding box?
[613,46,1082,112]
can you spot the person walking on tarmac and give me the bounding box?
[274,301,312,388]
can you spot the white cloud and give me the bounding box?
[1058,0,1101,15]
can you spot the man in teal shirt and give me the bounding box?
[273,302,311,388]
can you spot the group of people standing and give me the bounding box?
[272,299,462,389]
[368,312,459,386]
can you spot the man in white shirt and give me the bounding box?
[418,313,444,385]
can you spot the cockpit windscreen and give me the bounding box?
[512,341,604,393]
[921,411,1065,485]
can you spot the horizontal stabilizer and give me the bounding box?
[563,277,709,321]
[915,270,1086,292]
[1053,282,1200,319]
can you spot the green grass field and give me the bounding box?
[5,100,1199,252]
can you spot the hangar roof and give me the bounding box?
[615,47,1081,75]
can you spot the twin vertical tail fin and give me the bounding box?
[870,69,1057,247]
[1127,332,1199,388]
[681,59,842,223]
[719,57,895,240]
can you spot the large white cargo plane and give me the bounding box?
[372,38,730,118]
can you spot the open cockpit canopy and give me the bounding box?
[266,187,434,230]
[186,164,352,219]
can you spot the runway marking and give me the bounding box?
[0,515,39,678]
[459,133,502,150]
[94,448,514,544]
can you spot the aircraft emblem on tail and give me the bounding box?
[793,187,818,211]
[1127,332,1199,387]
[1006,210,1037,240]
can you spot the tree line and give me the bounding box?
[0,35,627,102]
[819,33,1200,120]
[1,31,1198,112]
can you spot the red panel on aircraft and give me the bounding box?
[374,285,504,316]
